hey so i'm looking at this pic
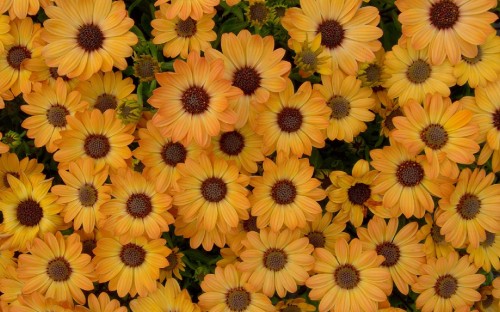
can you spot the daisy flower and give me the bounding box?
[10,292,73,312]
[291,33,333,78]
[467,231,500,273]
[417,213,457,261]
[300,212,350,252]
[0,15,13,53]
[0,264,24,305]
[75,293,126,312]
[130,279,199,312]
[0,152,43,192]
[378,100,404,137]
[159,247,186,282]
[357,47,391,112]
[0,0,41,19]
[159,0,219,21]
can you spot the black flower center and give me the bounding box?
[226,287,251,312]
[263,248,287,271]
[482,295,494,308]
[306,231,326,248]
[46,257,72,282]
[406,59,431,84]
[126,193,153,218]
[431,224,446,244]
[17,199,43,227]
[201,177,227,202]
[481,231,495,247]
[329,96,350,119]
[347,183,371,205]
[384,108,404,132]
[365,64,381,83]
[271,180,296,205]
[7,46,31,70]
[429,0,460,30]
[77,24,104,52]
[277,107,303,133]
[181,86,210,115]
[219,131,245,156]
[94,93,118,112]
[49,67,70,81]
[232,66,262,96]
[420,124,448,150]
[46,105,69,128]
[434,274,458,298]
[120,243,146,267]
[249,2,269,23]
[82,239,96,257]
[79,183,98,207]
[334,264,360,289]
[84,134,110,159]
[161,142,187,167]
[493,109,500,131]
[176,18,197,37]
[396,160,424,187]
[376,242,401,267]
[165,252,179,271]
[317,20,344,49]
[243,215,259,232]
[2,172,19,188]
[457,193,481,220]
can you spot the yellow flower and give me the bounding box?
[291,33,332,78]
[0,15,13,53]
[416,213,457,261]
[0,152,44,192]
[159,247,186,282]
[75,293,127,312]
[0,0,41,19]
[130,279,199,312]
[9,292,73,312]
[158,0,219,21]
[300,212,350,252]
[467,232,500,273]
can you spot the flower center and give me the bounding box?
[126,193,153,218]
[7,46,31,70]
[384,108,404,132]
[120,243,146,267]
[431,224,446,244]
[232,66,262,96]
[481,231,495,247]
[406,59,431,84]
[277,107,303,133]
[84,134,111,159]
[493,109,500,131]
[82,239,96,257]
[456,193,481,220]
[334,264,360,289]
[201,177,227,203]
[429,0,460,30]
[347,183,371,205]
[94,93,118,113]
[329,96,350,119]
[46,257,72,282]
[242,215,259,232]
[165,252,179,271]
[49,67,70,81]
[462,47,482,64]
[161,142,187,167]
[248,2,269,24]
[281,305,301,312]
[77,24,104,52]
[434,274,458,299]
[181,86,210,115]
[271,179,297,205]
[2,172,19,188]
[134,56,157,81]
[317,20,344,49]
[420,124,448,150]
[226,287,251,312]
[17,199,43,227]
[263,248,287,271]
[482,295,493,308]
[365,64,381,83]
[396,160,424,187]
[46,105,69,128]
[306,231,326,248]
[219,131,245,156]
[78,183,98,207]
[176,18,197,38]
[376,242,401,267]
[301,51,317,66]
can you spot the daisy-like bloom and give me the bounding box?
[17,232,95,304]
[225,212,260,254]
[101,168,174,240]
[10,292,73,312]
[378,100,404,137]
[275,298,316,312]
[174,215,227,251]
[159,0,219,21]
[133,54,159,83]
[357,217,426,295]
[306,238,392,312]
[130,279,199,312]
[0,264,24,305]
[291,33,332,78]
[383,43,456,106]
[53,109,135,170]
[51,158,111,233]
[0,15,13,53]
[174,154,250,233]
[437,168,500,248]
[21,78,88,153]
[357,47,391,112]
[0,174,65,252]
[326,159,380,227]
[467,231,500,273]
[392,93,479,179]
[42,0,138,80]
[474,284,500,312]
[246,0,274,29]
[150,52,240,147]
[300,212,350,252]
[417,213,457,261]
[0,133,9,154]
[370,141,453,218]
[0,17,42,96]
[159,247,185,282]
[210,124,265,174]
[0,152,43,192]
[152,5,216,59]
[198,264,275,312]
[28,62,78,91]
[205,29,291,129]
[93,235,170,297]
[397,0,497,65]
[314,71,375,142]
[76,71,134,113]
[258,80,330,157]
[238,228,315,298]
[250,157,326,231]
[412,252,485,312]
[75,293,126,312]
[0,0,41,20]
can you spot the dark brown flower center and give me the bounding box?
[457,193,481,220]
[365,64,381,83]
[301,51,317,66]
[219,131,245,156]
[277,107,303,133]
[249,2,269,23]
[329,96,350,119]
[384,108,404,132]
[232,66,262,96]
[2,172,19,188]
[317,20,344,49]
[94,93,118,112]
[126,193,153,218]
[46,105,69,128]
[396,160,424,187]
[82,239,96,257]
[462,47,482,65]
[429,0,460,30]
[420,123,448,150]
[161,142,187,167]
[181,86,210,115]
[84,134,110,159]
[201,177,227,202]
[7,46,31,70]
[226,287,251,312]
[281,305,301,312]
[334,264,360,289]
[434,274,458,298]
[79,183,98,207]
[120,243,146,267]
[431,224,446,244]
[46,257,72,282]
[376,242,401,267]
[482,295,493,308]
[481,231,495,247]
[307,231,326,248]
[243,215,259,232]
[176,18,197,38]
[271,179,296,205]
[77,24,104,52]
[165,252,179,271]
[348,183,371,205]
[493,109,500,131]
[17,199,43,227]
[406,59,431,84]
[134,56,157,81]
[49,67,70,81]
[263,248,287,271]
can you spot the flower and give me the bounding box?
[467,232,500,273]
[159,247,186,282]
[133,54,159,83]
[159,0,219,21]
[246,0,274,28]
[357,47,391,112]
[0,152,44,192]
[300,212,350,252]
[75,293,126,312]
[42,0,138,80]
[417,213,456,261]
[9,292,73,312]
[291,33,332,78]
[0,0,41,19]
[0,15,13,53]
[130,279,199,312]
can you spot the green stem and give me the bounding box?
[127,0,143,16]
